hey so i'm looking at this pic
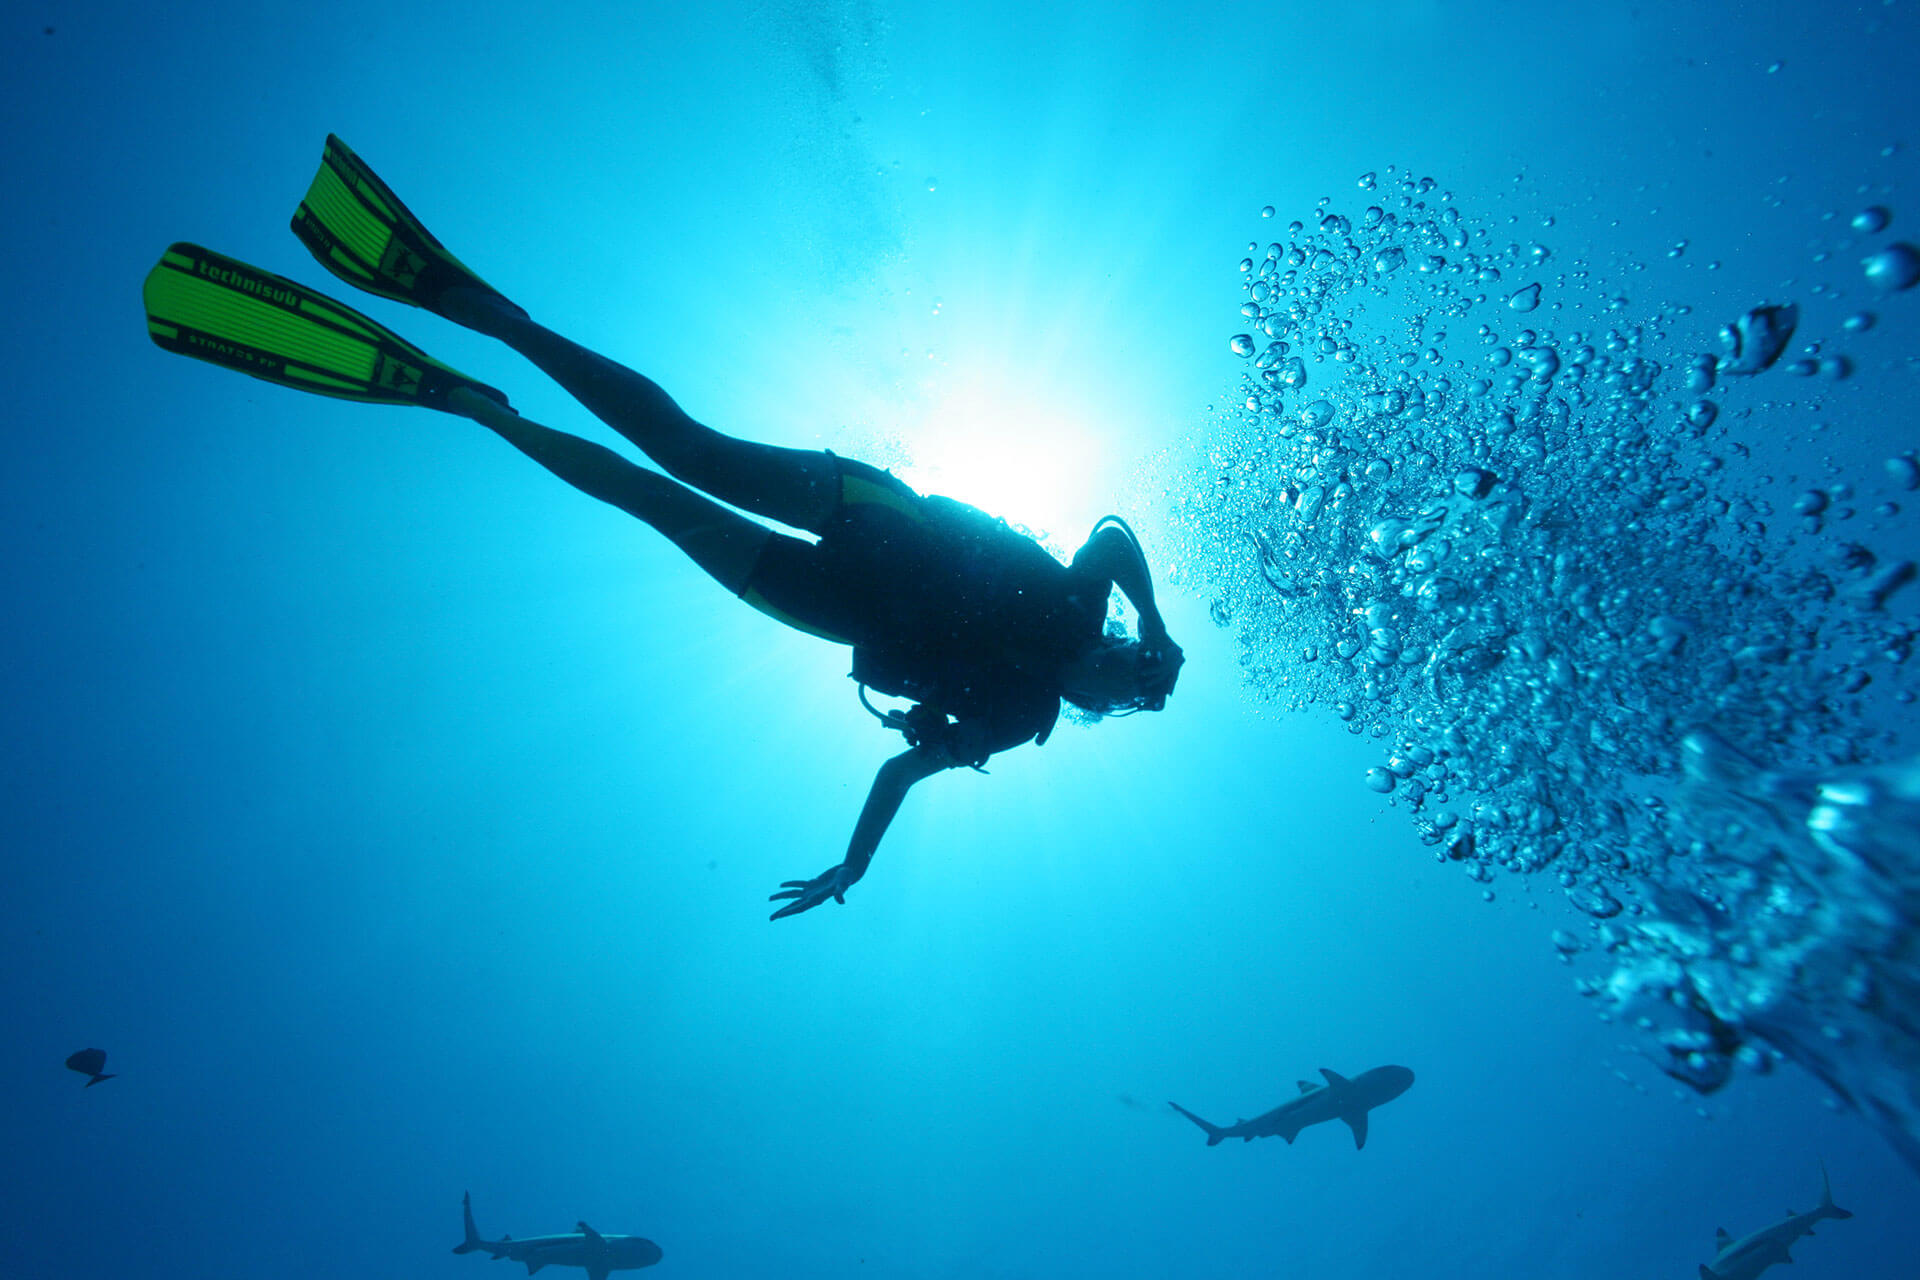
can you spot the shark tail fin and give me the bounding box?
[1167,1101,1227,1146]
[1818,1161,1853,1219]
[453,1191,484,1254]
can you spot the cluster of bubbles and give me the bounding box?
[1164,168,1920,1168]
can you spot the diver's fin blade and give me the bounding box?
[291,133,510,314]
[143,243,508,413]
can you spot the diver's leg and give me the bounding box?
[448,388,769,594]
[441,289,840,532]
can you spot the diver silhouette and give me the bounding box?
[143,136,1183,919]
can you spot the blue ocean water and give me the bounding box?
[6,2,1918,1278]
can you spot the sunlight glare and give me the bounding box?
[888,379,1110,553]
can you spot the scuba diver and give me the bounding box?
[143,136,1184,920]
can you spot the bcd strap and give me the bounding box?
[854,682,989,771]
[856,683,949,746]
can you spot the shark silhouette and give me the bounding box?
[1700,1164,1851,1280]
[453,1192,662,1280]
[1169,1065,1413,1148]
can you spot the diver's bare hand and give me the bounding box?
[769,864,856,920]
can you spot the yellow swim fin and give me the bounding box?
[291,133,515,316]
[143,242,509,413]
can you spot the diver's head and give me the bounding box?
[1062,633,1185,716]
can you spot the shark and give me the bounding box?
[1169,1065,1414,1149]
[1699,1164,1852,1280]
[453,1192,663,1280]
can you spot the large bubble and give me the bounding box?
[1864,242,1920,292]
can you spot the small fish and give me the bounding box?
[65,1048,116,1087]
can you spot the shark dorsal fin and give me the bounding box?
[1319,1067,1352,1088]
[578,1221,604,1244]
[1715,1228,1730,1248]
[1297,1081,1316,1094]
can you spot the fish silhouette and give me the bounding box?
[65,1048,116,1087]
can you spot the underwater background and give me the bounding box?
[7,1,1919,1277]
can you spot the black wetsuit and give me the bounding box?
[740,458,1108,763]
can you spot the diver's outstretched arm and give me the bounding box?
[769,745,952,920]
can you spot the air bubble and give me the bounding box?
[1185,181,1920,1149]
[1552,929,1588,959]
[1864,243,1920,291]
[1851,205,1892,234]
[1569,884,1624,918]
[1717,303,1798,374]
